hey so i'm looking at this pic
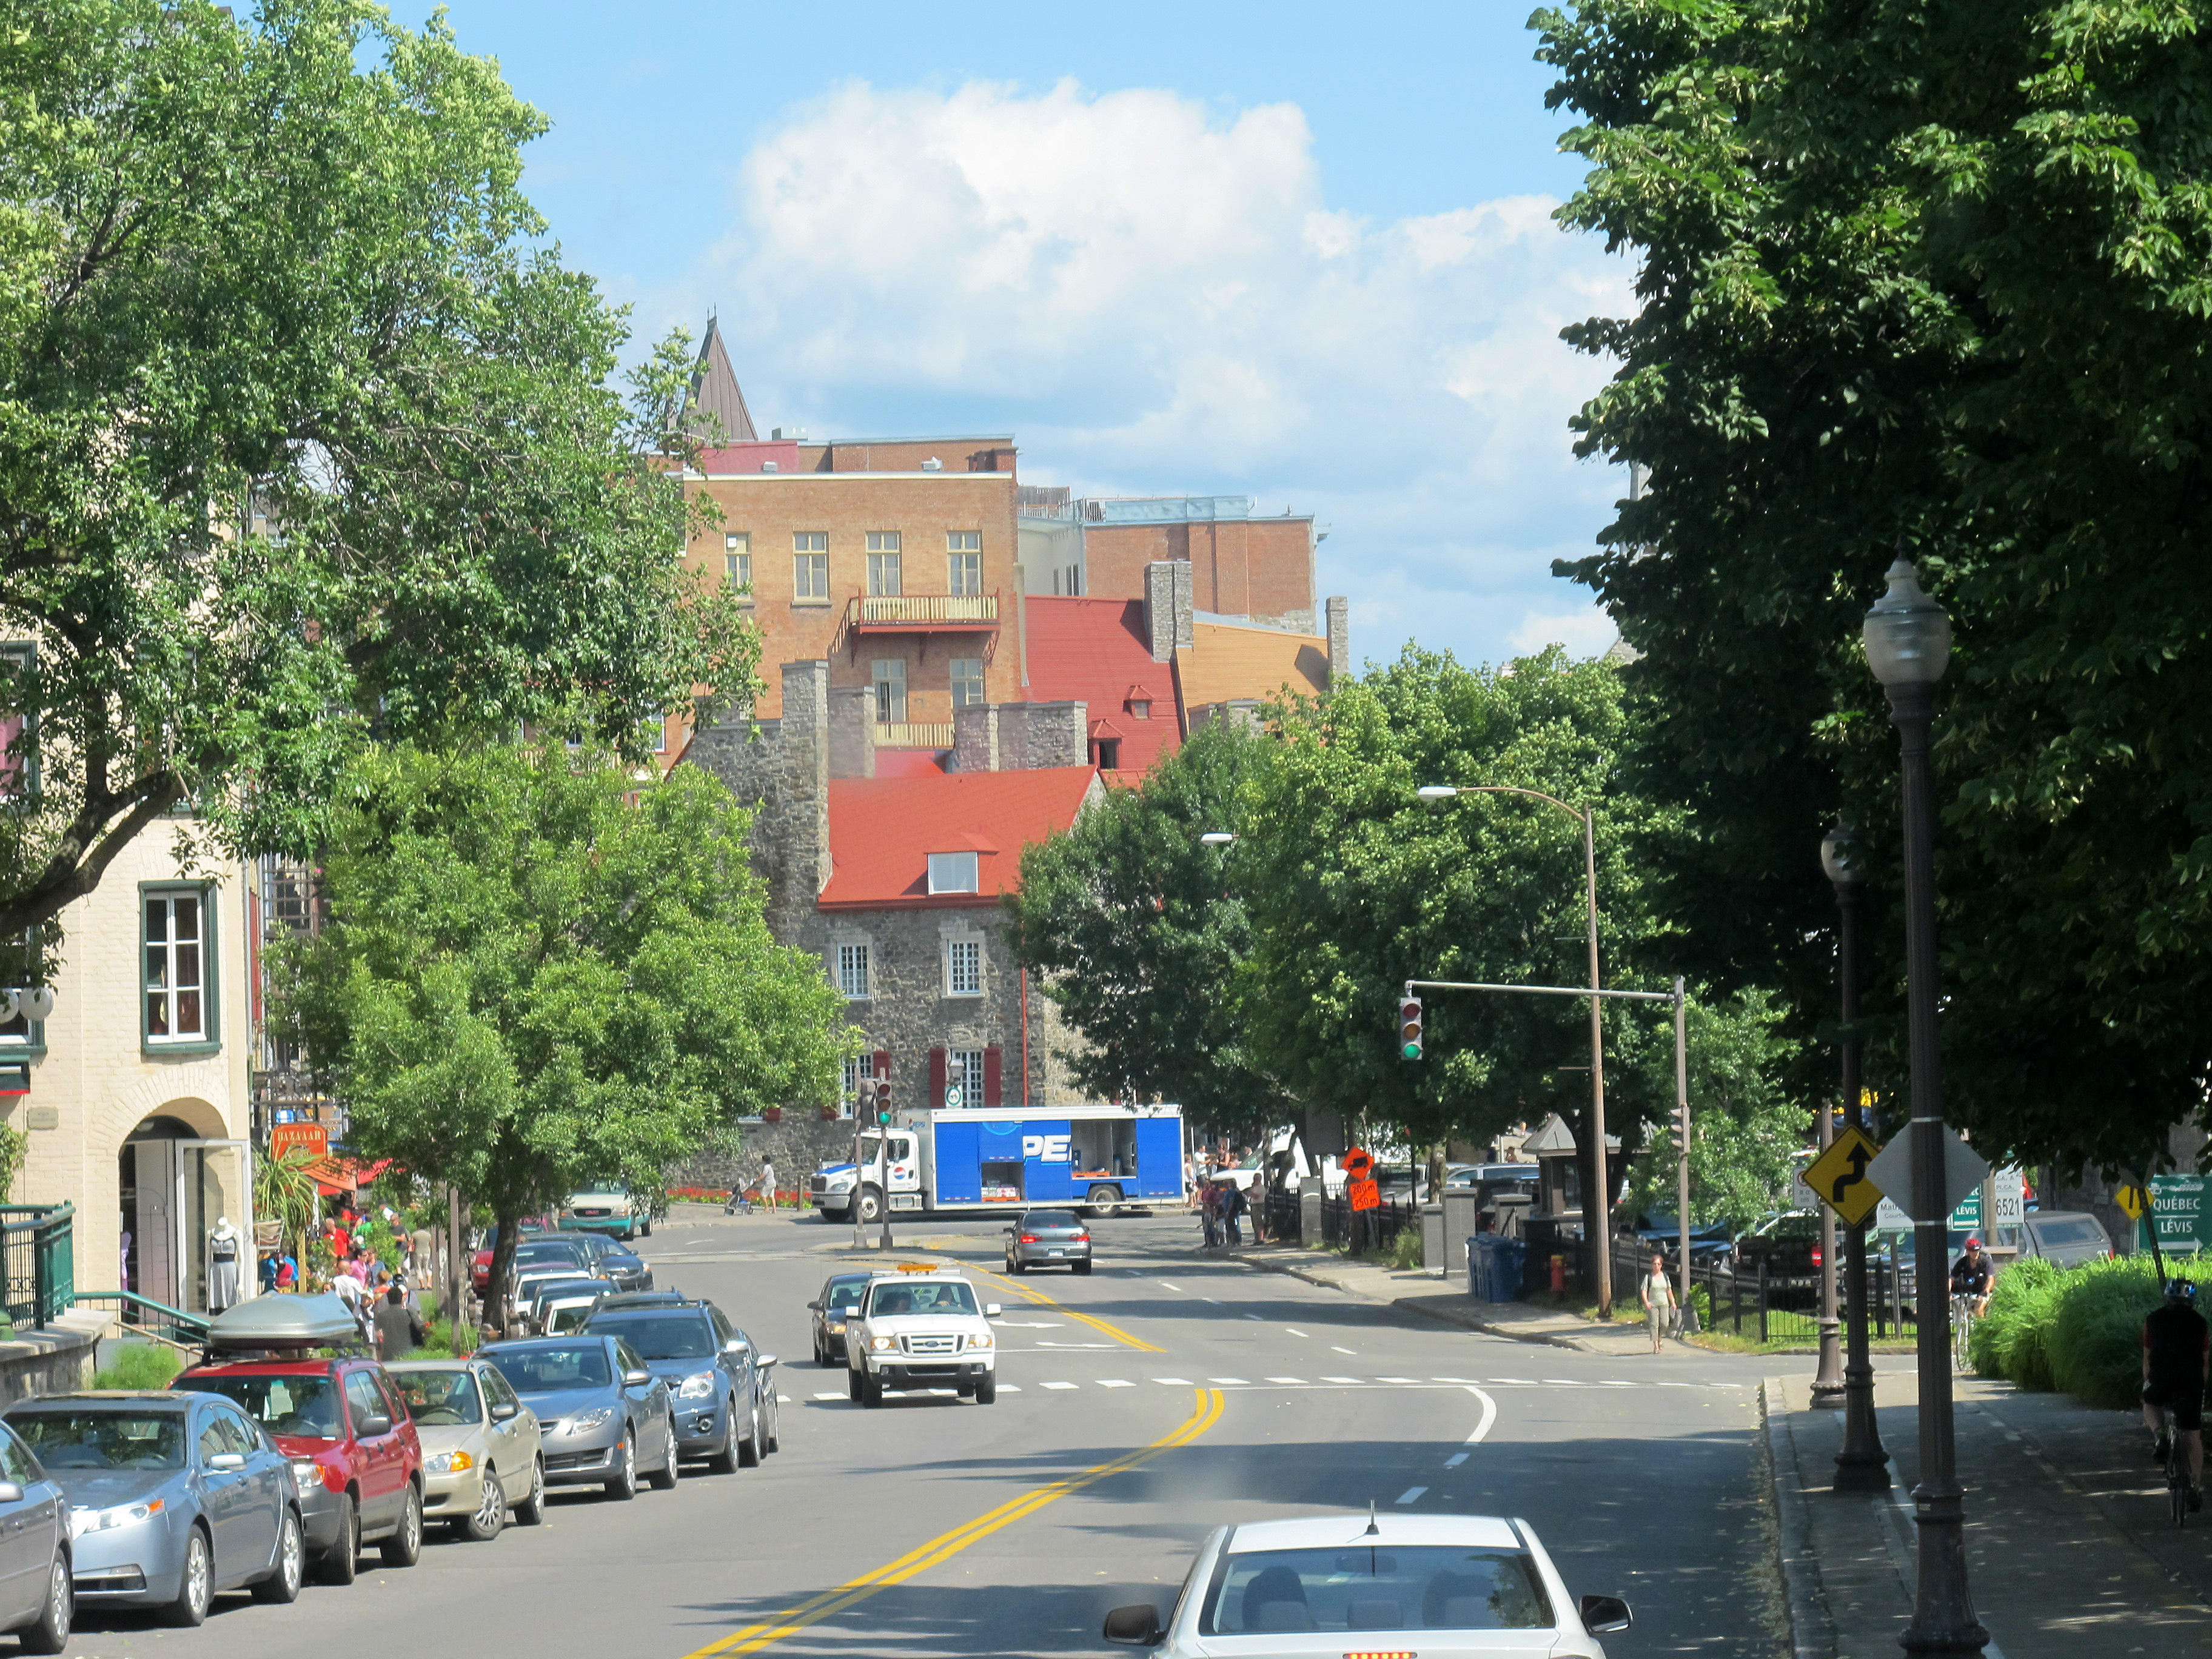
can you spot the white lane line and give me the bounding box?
[1243,1314,1263,1322]
[1490,1378,1535,1385]
[1432,1376,1480,1383]
[1284,1328,1309,1338]
[1152,1376,1193,1386]
[997,1385,1022,1392]
[1099,1379,1135,1389]
[811,1391,846,1401]
[777,1395,791,1403]
[1041,1381,1079,1390]
[1156,1281,1183,1292]
[1331,1346,1358,1355]
[1543,1378,1581,1386]
[1265,1376,1307,1384]
[1465,1386,1499,1445]
[1321,1375,1364,1384]
[1208,1377,1250,1386]
[1657,1381,1695,1387]
[1443,1452,1469,1468]
[1395,1486,1427,1504]
[1376,1375,1416,1383]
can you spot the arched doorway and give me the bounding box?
[119,1102,249,1314]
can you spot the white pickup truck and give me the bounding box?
[845,1265,1002,1407]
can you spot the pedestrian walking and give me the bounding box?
[1640,1252,1677,1353]
[1221,1176,1248,1248]
[372,1284,425,1360]
[759,1156,778,1214]
[1199,1181,1223,1248]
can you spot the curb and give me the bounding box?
[1225,1249,1634,1355]
[1761,1377,1835,1659]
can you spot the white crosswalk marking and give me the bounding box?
[997,1385,1021,1392]
[1152,1376,1191,1385]
[1395,1486,1427,1504]
[811,1391,845,1401]
[1265,1376,1306,1384]
[1331,1346,1357,1355]
[1376,1376,1415,1383]
[777,1395,791,1403]
[1543,1379,1581,1386]
[1491,1378,1535,1385]
[1208,1377,1249,1385]
[1041,1381,1079,1390]
[1601,1380,1637,1387]
[1099,1379,1134,1388]
[1321,1376,1362,1384]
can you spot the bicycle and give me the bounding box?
[1949,1292,1979,1372]
[2168,1424,2192,1529]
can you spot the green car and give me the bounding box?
[558,1182,650,1241]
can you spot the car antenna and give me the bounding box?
[1363,1501,1379,1537]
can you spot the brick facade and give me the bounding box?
[1084,514,1318,632]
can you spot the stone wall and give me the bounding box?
[1326,595,1350,682]
[668,1116,863,1198]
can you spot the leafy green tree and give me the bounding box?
[0,0,749,964]
[1533,1,2212,1172]
[1233,648,1683,1215]
[277,739,849,1321]
[1005,722,1288,1141]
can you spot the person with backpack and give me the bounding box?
[1221,1176,1248,1247]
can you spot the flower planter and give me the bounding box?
[762,1106,784,1124]
[818,1104,838,1121]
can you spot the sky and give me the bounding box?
[422,1,1635,671]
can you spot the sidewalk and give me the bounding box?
[1227,1243,1656,1357]
[1768,1368,2212,1657]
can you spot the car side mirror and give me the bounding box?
[984,1304,1002,1318]
[1580,1594,1632,1633]
[1102,1604,1164,1645]
[725,1337,750,1353]
[491,1401,518,1422]
[623,1368,652,1387]
[806,1301,822,1312]
[356,1413,391,1438]
[207,1453,247,1472]
[757,1354,779,1370]
[0,1481,24,1504]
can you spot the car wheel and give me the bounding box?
[605,1432,638,1500]
[739,1393,763,1466]
[857,1185,884,1224]
[253,1507,305,1603]
[1074,1259,1093,1276]
[862,1371,883,1408]
[640,1215,652,1238]
[648,1421,680,1490]
[846,1367,862,1402]
[461,1467,507,1541]
[167,1527,212,1627]
[764,1390,780,1454]
[17,1552,70,1653]
[976,1375,997,1405]
[512,1455,547,1526]
[708,1398,742,1474]
[380,1482,423,1566]
[318,1496,360,1584]
[1009,1257,1026,1275]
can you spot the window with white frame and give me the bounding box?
[866,532,902,597]
[950,658,985,709]
[947,532,982,595]
[794,533,829,602]
[0,931,40,1052]
[836,942,871,999]
[945,937,982,996]
[842,1050,877,1102]
[872,658,908,723]
[951,1048,986,1103]
[928,851,979,896]
[725,533,752,600]
[640,714,669,754]
[144,889,211,1045]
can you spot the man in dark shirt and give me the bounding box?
[1948,1238,1994,1317]
[372,1284,425,1361]
[2143,1279,2210,1508]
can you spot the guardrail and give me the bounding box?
[851,594,1000,625]
[876,722,956,749]
[0,1205,73,1329]
[71,1290,210,1349]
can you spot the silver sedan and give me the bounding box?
[1003,1208,1093,1275]
[477,1336,678,1500]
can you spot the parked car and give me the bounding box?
[581,1298,777,1473]
[0,1418,69,1652]
[501,1238,604,1324]
[1002,1208,1093,1275]
[539,1284,617,1335]
[8,1389,303,1627]
[171,1293,424,1586]
[560,1181,651,1241]
[808,1273,871,1366]
[1099,1511,1632,1655]
[476,1335,678,1500]
[595,1290,690,1313]
[1735,1212,1823,1276]
[525,1275,616,1333]
[2017,1211,2113,1269]
[563,1230,654,1292]
[385,1359,546,1541]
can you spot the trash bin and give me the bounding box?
[1490,1237,1526,1302]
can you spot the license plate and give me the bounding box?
[1044,1248,1064,1256]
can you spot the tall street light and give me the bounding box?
[1863,557,1985,1655]
[1416,782,1615,1316]
[1822,819,1889,1489]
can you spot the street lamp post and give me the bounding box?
[1416,783,1615,1317]
[1863,557,1985,1656]
[1822,819,1889,1489]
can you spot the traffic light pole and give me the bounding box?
[1405,974,1684,1313]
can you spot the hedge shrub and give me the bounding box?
[1970,1254,2060,1392]
[1976,1253,2212,1411]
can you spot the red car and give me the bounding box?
[172,1356,425,1584]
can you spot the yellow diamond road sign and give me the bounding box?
[2117,1184,2151,1221]
[1806,1124,1884,1226]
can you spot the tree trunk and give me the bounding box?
[485,1210,521,1339]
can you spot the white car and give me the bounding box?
[1102,1512,1632,1657]
[845,1268,1002,1406]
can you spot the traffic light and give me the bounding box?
[871,1078,893,1124]
[1399,996,1423,1061]
[1672,1103,1691,1145]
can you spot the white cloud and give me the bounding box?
[1508,605,1620,660]
[663,79,1633,668]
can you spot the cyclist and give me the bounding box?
[1948,1238,1994,1318]
[2143,1279,2210,1511]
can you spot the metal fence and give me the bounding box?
[1614,1238,1914,1341]
[0,1204,73,1329]
[1256,1190,1416,1255]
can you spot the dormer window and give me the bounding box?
[927,851,979,895]
[1128,700,1151,720]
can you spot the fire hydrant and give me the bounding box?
[1549,1253,1567,1295]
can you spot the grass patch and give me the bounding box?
[94,1343,184,1389]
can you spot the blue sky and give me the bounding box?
[424,1,1633,669]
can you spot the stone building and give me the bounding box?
[686,660,1102,1116]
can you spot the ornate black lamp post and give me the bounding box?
[1822,819,1889,1489]
[1862,558,1985,1656]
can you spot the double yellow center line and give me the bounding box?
[968,1259,1164,1352]
[681,1387,1225,1657]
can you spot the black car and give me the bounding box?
[581,1300,777,1474]
[808,1274,871,1364]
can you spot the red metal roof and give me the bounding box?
[1023,597,1180,775]
[821,767,1098,908]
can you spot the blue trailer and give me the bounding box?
[807,1104,1186,1223]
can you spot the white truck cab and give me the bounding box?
[845,1264,1002,1407]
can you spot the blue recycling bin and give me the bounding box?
[1465,1235,1526,1302]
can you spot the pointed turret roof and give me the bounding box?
[683,317,757,444]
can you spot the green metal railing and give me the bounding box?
[70,1289,209,1348]
[0,1204,73,1329]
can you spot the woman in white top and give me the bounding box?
[1639,1252,1677,1353]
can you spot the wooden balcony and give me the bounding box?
[876,722,956,749]
[847,593,1000,629]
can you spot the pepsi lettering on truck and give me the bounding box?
[806,1104,1187,1224]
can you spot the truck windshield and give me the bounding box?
[867,1281,980,1318]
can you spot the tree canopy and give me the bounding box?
[1534,0,2212,1171]
[0,0,748,965]
[277,739,849,1316]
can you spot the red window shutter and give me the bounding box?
[928,1047,947,1104]
[984,1047,1003,1108]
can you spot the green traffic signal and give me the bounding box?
[1399,996,1423,1060]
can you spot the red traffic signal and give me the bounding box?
[1399,996,1423,1060]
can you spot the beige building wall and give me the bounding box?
[8,828,253,1308]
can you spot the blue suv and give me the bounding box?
[580,1300,777,1473]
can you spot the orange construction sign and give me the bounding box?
[1342,1146,1375,1179]
[1349,1177,1381,1212]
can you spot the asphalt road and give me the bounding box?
[47,1210,1781,1658]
